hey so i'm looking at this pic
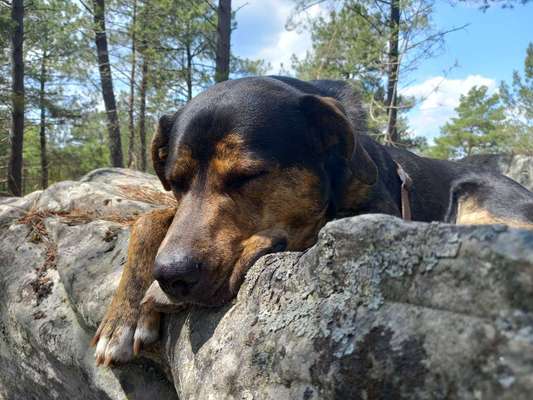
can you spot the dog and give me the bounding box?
[91,76,533,366]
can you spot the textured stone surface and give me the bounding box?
[0,169,177,400]
[163,216,533,400]
[1,168,532,400]
[461,154,533,191]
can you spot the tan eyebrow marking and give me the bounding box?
[210,133,267,178]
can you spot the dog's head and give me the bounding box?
[149,77,376,306]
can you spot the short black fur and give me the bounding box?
[159,76,533,227]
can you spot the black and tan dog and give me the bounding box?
[92,76,533,366]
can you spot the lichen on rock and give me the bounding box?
[1,168,532,400]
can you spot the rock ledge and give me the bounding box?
[1,168,532,400]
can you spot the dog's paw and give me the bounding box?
[91,304,160,367]
[93,322,134,366]
[133,305,161,355]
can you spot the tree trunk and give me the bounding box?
[186,40,193,101]
[127,0,137,168]
[138,53,148,172]
[466,138,473,157]
[39,50,48,189]
[92,0,124,168]
[386,0,400,144]
[215,0,231,83]
[8,0,25,196]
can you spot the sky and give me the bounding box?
[231,0,533,141]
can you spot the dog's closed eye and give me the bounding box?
[170,177,190,196]
[224,170,268,190]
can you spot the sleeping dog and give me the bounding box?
[92,76,533,366]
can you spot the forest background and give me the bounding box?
[1,0,532,195]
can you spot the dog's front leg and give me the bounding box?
[91,207,176,366]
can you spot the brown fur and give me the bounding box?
[95,93,373,347]
[457,197,533,229]
[156,141,327,305]
[339,178,373,216]
[91,207,175,364]
[211,133,267,186]
[168,146,198,195]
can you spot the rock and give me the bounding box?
[164,216,533,400]
[461,154,533,191]
[1,168,533,400]
[0,169,177,400]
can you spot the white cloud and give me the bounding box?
[401,75,497,141]
[256,29,311,73]
[234,0,325,74]
[233,4,497,141]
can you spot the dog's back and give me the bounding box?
[280,77,533,227]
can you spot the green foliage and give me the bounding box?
[292,1,385,93]
[427,86,508,159]
[3,0,530,194]
[290,0,444,145]
[0,0,266,194]
[399,135,429,154]
[232,57,271,77]
[0,5,14,162]
[21,118,110,193]
[499,43,533,155]
[427,43,533,159]
[137,0,216,102]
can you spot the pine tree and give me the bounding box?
[428,86,508,159]
[92,0,124,168]
[0,0,260,192]
[24,0,85,189]
[7,0,25,196]
[499,43,533,154]
[215,0,232,82]
[290,0,464,145]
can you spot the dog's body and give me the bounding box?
[363,136,533,226]
[92,76,533,366]
[293,77,533,225]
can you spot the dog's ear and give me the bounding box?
[151,113,178,191]
[300,95,354,159]
[352,136,378,186]
[300,95,377,198]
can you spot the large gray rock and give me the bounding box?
[461,154,533,191]
[0,169,177,400]
[1,168,532,400]
[165,217,533,400]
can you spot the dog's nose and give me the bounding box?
[153,252,202,297]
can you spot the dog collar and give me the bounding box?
[395,162,413,221]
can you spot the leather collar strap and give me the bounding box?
[395,162,413,221]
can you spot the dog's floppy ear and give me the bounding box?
[151,112,178,191]
[300,95,354,158]
[300,95,377,191]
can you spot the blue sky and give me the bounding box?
[418,1,532,83]
[231,0,533,141]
